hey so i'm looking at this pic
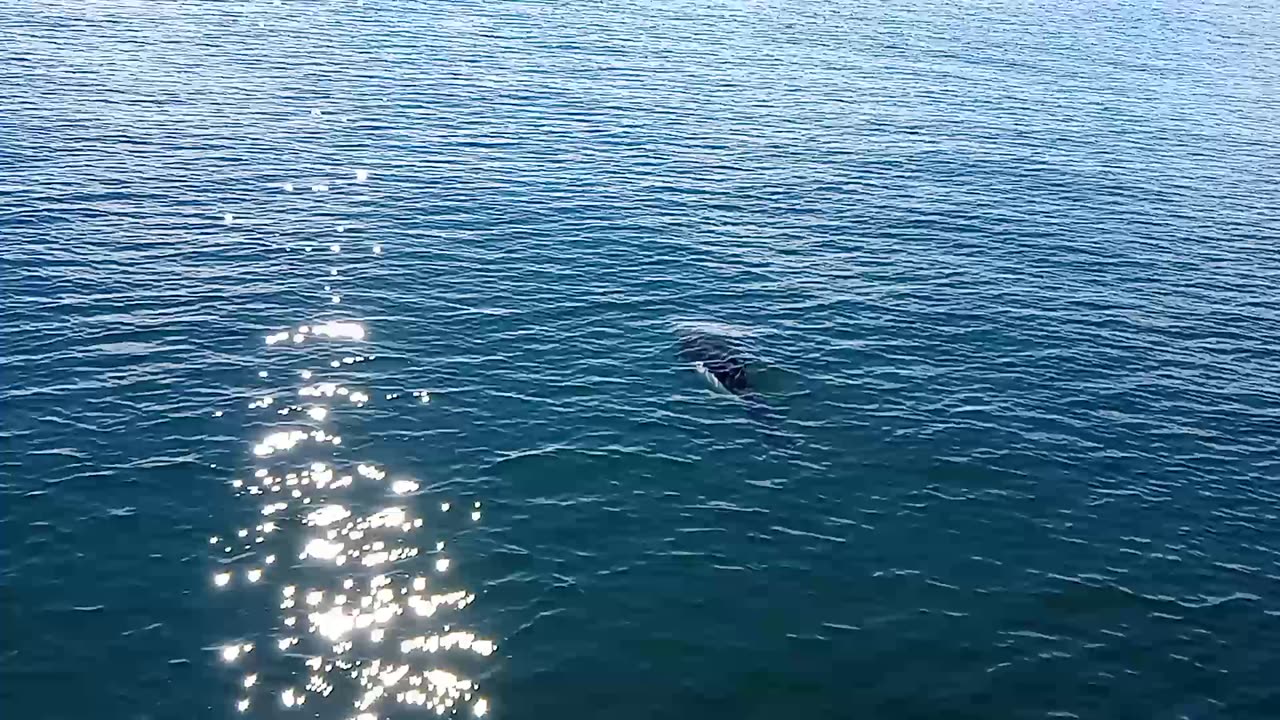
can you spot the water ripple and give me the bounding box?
[5,0,1280,718]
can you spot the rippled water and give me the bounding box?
[4,0,1280,717]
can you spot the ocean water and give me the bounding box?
[3,0,1280,717]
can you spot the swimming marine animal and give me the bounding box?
[676,332,751,395]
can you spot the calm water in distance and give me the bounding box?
[3,0,1280,718]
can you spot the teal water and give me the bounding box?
[3,0,1280,717]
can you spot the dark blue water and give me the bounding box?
[4,0,1280,717]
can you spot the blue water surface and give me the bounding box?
[3,0,1280,718]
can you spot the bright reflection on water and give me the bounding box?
[210,204,492,717]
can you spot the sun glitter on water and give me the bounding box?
[211,319,493,717]
[209,192,493,718]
